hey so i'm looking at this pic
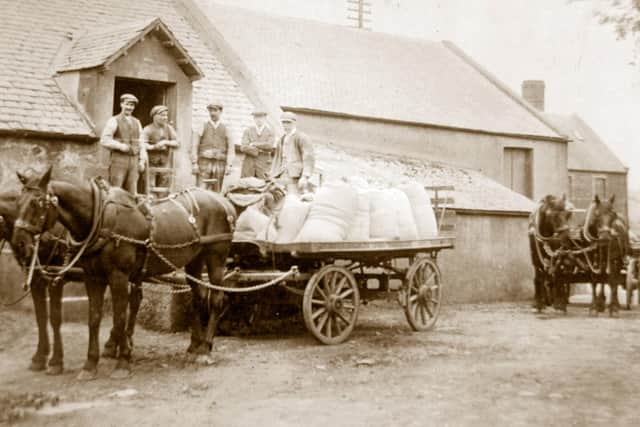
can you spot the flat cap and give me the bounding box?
[120,93,139,104]
[251,108,268,116]
[150,105,169,119]
[207,102,223,111]
[280,111,297,122]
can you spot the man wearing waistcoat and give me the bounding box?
[191,102,233,192]
[271,111,314,194]
[141,105,178,191]
[239,108,275,179]
[100,93,147,194]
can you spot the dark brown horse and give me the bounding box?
[582,194,629,316]
[528,194,572,312]
[12,167,235,380]
[0,190,77,374]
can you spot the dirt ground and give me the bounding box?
[2,298,640,427]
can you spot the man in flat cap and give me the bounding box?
[100,93,147,194]
[140,105,179,193]
[271,111,314,194]
[239,108,275,179]
[191,102,234,192]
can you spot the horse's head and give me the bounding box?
[535,194,572,245]
[11,166,59,260]
[585,194,619,244]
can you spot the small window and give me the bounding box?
[593,176,606,199]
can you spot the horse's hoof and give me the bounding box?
[110,368,132,380]
[77,369,98,381]
[29,359,47,371]
[102,346,117,359]
[46,364,64,376]
[195,353,217,366]
[185,352,197,363]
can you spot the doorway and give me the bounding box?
[113,77,175,127]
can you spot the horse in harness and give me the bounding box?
[1,190,76,375]
[11,167,236,380]
[528,194,573,312]
[578,195,629,316]
[529,194,629,316]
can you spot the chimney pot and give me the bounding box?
[521,80,545,111]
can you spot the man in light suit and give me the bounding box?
[271,111,314,194]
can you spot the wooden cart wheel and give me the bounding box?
[303,265,360,345]
[626,258,638,310]
[403,257,442,331]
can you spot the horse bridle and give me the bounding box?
[13,185,59,236]
[582,202,619,244]
[532,203,570,243]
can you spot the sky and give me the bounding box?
[212,0,639,189]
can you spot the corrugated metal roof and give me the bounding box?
[194,1,562,140]
[545,113,627,173]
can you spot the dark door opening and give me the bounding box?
[503,147,533,198]
[113,77,174,127]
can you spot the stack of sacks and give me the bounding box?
[295,181,358,242]
[369,189,419,240]
[234,205,277,241]
[275,195,311,243]
[399,181,438,238]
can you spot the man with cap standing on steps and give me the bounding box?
[141,105,179,193]
[100,93,147,194]
[271,111,314,194]
[191,101,233,192]
[239,108,275,179]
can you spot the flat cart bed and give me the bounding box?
[231,235,455,259]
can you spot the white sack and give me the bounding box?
[295,181,358,242]
[346,191,371,241]
[399,181,438,238]
[369,190,400,240]
[276,195,311,243]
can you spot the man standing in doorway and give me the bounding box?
[239,108,275,179]
[271,111,314,194]
[141,105,179,193]
[100,93,147,194]
[191,102,233,192]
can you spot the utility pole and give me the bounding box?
[346,0,372,30]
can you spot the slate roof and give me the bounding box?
[0,0,255,141]
[58,17,203,79]
[544,113,627,173]
[315,141,536,213]
[194,1,563,140]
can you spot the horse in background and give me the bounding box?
[0,190,72,375]
[11,167,235,380]
[528,194,573,312]
[582,194,629,316]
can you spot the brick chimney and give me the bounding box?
[521,80,545,111]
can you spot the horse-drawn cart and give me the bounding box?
[224,236,454,344]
